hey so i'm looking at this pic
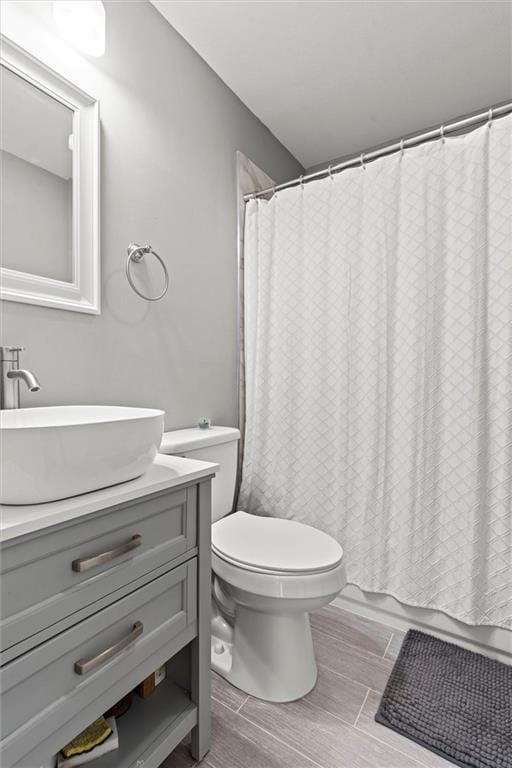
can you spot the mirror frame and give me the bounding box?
[0,36,100,314]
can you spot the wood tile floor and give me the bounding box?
[161,604,452,768]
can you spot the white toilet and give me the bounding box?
[160,426,346,702]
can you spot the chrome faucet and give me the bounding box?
[0,346,41,409]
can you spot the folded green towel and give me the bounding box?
[58,717,118,767]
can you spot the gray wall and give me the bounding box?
[0,0,302,428]
[1,150,72,281]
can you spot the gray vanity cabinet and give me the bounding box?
[0,476,213,768]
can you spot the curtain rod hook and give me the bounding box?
[440,124,446,144]
[299,175,305,190]
[488,108,493,127]
[360,152,366,170]
[328,164,334,181]
[399,138,405,159]
[272,184,277,198]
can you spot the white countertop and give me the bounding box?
[0,454,218,543]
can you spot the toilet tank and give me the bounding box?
[159,426,240,523]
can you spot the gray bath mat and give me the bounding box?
[375,630,512,768]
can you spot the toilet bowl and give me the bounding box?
[211,511,346,702]
[159,426,346,703]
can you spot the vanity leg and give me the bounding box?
[191,479,212,761]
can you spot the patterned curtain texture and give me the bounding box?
[239,115,512,628]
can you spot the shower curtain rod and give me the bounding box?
[244,101,512,201]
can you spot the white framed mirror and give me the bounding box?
[0,36,100,314]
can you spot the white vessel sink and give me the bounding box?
[0,405,165,505]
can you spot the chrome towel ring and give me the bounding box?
[126,243,169,301]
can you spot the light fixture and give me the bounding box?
[53,1,105,57]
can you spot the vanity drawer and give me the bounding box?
[0,560,197,767]
[1,486,197,652]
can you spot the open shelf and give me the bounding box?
[86,679,197,768]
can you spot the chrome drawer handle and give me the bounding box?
[72,534,142,573]
[74,621,143,675]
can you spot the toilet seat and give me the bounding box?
[212,510,343,576]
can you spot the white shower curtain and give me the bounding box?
[240,115,512,629]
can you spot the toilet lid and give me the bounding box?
[212,511,343,574]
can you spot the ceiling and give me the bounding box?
[151,0,512,169]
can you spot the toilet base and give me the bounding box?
[211,606,318,702]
